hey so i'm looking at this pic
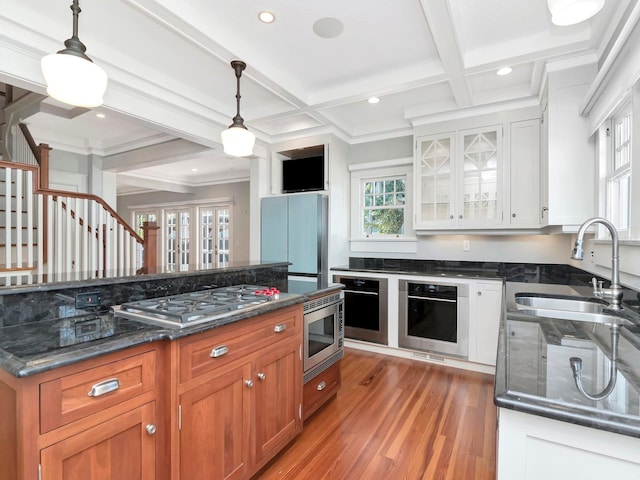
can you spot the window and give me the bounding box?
[133,210,158,269]
[362,177,406,236]
[348,159,415,250]
[606,102,632,237]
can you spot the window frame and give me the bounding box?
[348,159,416,252]
[604,100,632,240]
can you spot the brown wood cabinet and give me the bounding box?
[0,342,164,480]
[302,360,341,421]
[0,304,303,480]
[171,304,303,480]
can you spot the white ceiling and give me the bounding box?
[0,0,632,195]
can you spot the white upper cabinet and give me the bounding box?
[541,63,597,229]
[509,119,541,227]
[415,125,504,231]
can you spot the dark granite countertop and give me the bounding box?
[0,279,342,378]
[495,287,640,439]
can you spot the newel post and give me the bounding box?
[141,221,160,274]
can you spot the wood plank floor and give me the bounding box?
[256,348,496,480]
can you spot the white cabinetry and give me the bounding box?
[415,126,503,230]
[468,280,503,366]
[497,407,640,480]
[509,119,541,227]
[541,62,597,227]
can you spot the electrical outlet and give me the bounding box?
[75,291,102,309]
[463,240,470,252]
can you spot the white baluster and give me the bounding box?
[27,171,34,269]
[97,206,104,278]
[37,194,43,282]
[15,169,22,268]
[46,195,54,280]
[82,198,88,277]
[5,167,11,268]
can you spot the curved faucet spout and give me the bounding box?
[571,217,623,310]
[569,325,620,401]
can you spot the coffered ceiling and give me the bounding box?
[0,0,633,194]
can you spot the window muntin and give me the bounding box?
[361,177,406,236]
[606,103,632,237]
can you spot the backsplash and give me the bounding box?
[0,264,289,328]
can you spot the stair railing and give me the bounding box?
[0,161,150,282]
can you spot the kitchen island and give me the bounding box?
[0,263,343,480]
[494,287,640,479]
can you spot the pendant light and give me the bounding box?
[547,0,605,26]
[41,0,108,108]
[221,60,255,157]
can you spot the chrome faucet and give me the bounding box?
[571,217,624,310]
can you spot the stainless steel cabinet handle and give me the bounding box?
[145,424,156,435]
[317,381,327,391]
[407,295,456,303]
[257,372,266,381]
[478,291,482,296]
[245,380,254,388]
[274,323,287,333]
[210,345,229,358]
[87,378,120,397]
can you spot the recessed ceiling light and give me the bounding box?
[313,17,344,39]
[368,97,380,104]
[191,168,199,172]
[95,112,106,118]
[497,67,512,76]
[258,11,275,24]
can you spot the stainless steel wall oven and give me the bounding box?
[303,291,344,384]
[398,280,469,358]
[332,275,388,345]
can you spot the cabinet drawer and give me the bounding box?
[40,350,157,433]
[180,305,301,383]
[303,360,341,421]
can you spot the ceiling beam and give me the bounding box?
[419,0,473,108]
[117,173,195,194]
[103,139,213,172]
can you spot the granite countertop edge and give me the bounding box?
[330,265,503,281]
[1,295,308,378]
[494,390,640,438]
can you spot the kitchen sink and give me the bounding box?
[514,293,632,326]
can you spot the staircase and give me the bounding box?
[0,85,152,285]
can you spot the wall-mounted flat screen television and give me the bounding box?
[282,155,325,193]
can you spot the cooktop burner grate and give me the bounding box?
[114,284,285,327]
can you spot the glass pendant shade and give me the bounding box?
[221,126,256,157]
[41,53,108,108]
[547,0,605,25]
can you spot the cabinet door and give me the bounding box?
[470,281,503,365]
[415,133,456,227]
[458,126,503,226]
[287,193,321,274]
[510,119,541,226]
[40,402,156,480]
[260,196,288,263]
[179,364,252,480]
[253,339,302,465]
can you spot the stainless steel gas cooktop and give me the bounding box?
[113,284,291,329]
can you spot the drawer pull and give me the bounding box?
[87,378,120,397]
[317,381,327,391]
[257,372,266,381]
[245,380,254,388]
[274,323,287,333]
[210,345,229,358]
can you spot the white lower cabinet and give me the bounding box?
[468,280,503,366]
[497,408,640,480]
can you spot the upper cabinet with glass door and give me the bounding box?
[415,125,503,231]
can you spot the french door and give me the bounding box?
[165,209,190,271]
[199,206,230,268]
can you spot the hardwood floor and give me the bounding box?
[255,348,496,480]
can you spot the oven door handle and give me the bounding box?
[407,295,457,303]
[343,289,378,296]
